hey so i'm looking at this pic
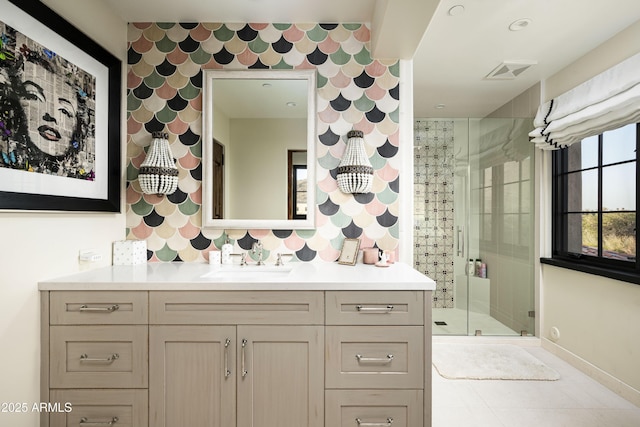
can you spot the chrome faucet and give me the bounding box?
[252,240,264,265]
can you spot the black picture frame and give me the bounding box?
[0,0,121,212]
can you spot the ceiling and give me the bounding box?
[102,0,640,118]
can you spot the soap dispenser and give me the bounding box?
[221,235,233,265]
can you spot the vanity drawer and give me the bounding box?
[326,326,424,389]
[50,326,148,389]
[49,389,148,427]
[150,291,324,325]
[50,291,148,325]
[325,390,423,427]
[326,291,423,325]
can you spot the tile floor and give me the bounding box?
[432,338,640,426]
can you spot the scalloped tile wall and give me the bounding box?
[126,23,401,263]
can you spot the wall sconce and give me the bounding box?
[337,130,373,194]
[138,131,179,196]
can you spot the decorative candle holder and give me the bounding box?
[336,130,373,194]
[138,131,179,196]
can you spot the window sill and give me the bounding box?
[540,257,640,285]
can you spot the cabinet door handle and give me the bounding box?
[241,338,248,378]
[355,417,393,426]
[79,304,119,313]
[356,305,394,313]
[355,354,394,364]
[79,417,119,426]
[224,338,231,378]
[79,353,119,363]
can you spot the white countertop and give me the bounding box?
[38,261,436,291]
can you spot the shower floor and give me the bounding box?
[432,307,521,336]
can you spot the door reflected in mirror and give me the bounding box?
[202,69,316,229]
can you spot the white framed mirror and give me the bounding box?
[202,69,316,229]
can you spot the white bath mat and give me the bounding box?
[432,343,560,381]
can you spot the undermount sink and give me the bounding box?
[200,264,294,280]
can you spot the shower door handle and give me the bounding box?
[457,226,464,257]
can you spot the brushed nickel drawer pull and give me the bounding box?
[355,354,394,364]
[79,416,119,426]
[79,304,120,313]
[356,417,393,426]
[355,305,394,313]
[80,353,119,363]
[241,338,248,378]
[224,338,231,378]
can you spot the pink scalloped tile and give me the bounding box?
[297,58,316,70]
[237,49,259,66]
[131,36,154,53]
[132,22,153,30]
[127,70,142,90]
[248,229,271,239]
[156,81,178,100]
[376,163,399,182]
[131,221,153,240]
[365,198,388,216]
[189,93,202,112]
[284,234,305,251]
[318,36,340,55]
[167,117,189,135]
[318,174,338,192]
[329,70,351,89]
[127,117,143,135]
[126,185,142,204]
[365,61,388,78]
[178,220,201,239]
[166,47,189,65]
[249,23,270,31]
[178,151,200,170]
[130,151,147,169]
[283,26,305,43]
[365,84,386,101]
[355,119,375,134]
[388,130,399,146]
[353,25,370,43]
[142,193,164,206]
[202,59,224,70]
[189,189,202,205]
[319,246,340,262]
[190,24,213,42]
[318,105,340,124]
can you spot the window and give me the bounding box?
[548,123,639,283]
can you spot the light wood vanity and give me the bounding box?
[39,262,434,427]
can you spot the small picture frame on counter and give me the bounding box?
[338,238,360,266]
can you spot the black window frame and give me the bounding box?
[542,123,640,285]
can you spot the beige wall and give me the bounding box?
[0,2,127,426]
[539,19,640,401]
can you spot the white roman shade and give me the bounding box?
[530,52,640,150]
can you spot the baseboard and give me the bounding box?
[433,335,541,347]
[542,338,640,407]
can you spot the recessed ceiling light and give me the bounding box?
[286,102,297,107]
[262,83,272,88]
[448,5,465,16]
[434,104,446,109]
[509,18,532,31]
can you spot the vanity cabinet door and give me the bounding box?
[237,325,324,427]
[149,326,236,427]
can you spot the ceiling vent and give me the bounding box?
[485,60,537,80]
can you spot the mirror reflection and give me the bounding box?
[202,69,316,229]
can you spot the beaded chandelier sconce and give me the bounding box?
[336,130,373,194]
[138,131,179,196]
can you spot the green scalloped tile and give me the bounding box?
[306,25,328,43]
[155,243,178,262]
[126,162,139,181]
[156,104,178,124]
[295,229,317,239]
[248,36,269,54]
[369,151,386,170]
[318,151,340,169]
[131,197,154,216]
[189,141,202,157]
[272,58,294,69]
[127,92,143,111]
[389,61,400,78]
[156,34,177,53]
[316,188,329,205]
[329,210,353,228]
[354,93,376,112]
[316,73,328,88]
[329,47,351,66]
[249,249,270,263]
[330,235,345,250]
[213,233,233,249]
[178,197,200,216]
[377,186,399,205]
[342,24,362,31]
[190,46,212,65]
[143,69,166,89]
[213,24,235,42]
[273,23,292,31]
[389,106,399,123]
[178,81,200,100]
[354,47,373,65]
[156,23,176,30]
[389,221,399,239]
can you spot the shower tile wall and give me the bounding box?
[414,120,455,308]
